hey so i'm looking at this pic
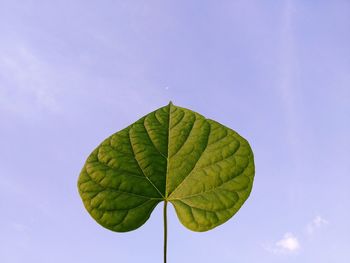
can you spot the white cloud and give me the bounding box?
[306,216,329,235]
[276,232,300,252]
[264,216,329,255]
[264,232,300,254]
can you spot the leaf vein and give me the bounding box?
[143,116,167,159]
[82,168,162,200]
[168,120,211,197]
[128,127,165,198]
[170,112,196,158]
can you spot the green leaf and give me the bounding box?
[78,102,254,232]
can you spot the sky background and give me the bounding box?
[0,0,349,262]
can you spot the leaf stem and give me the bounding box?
[163,201,168,263]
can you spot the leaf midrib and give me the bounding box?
[165,102,172,199]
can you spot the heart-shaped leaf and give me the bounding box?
[78,102,254,232]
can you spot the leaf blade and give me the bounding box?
[78,103,254,232]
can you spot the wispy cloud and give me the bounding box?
[279,0,297,123]
[306,216,329,235]
[278,0,302,161]
[264,232,301,254]
[11,222,30,233]
[0,44,59,115]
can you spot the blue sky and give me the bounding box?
[0,1,349,262]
